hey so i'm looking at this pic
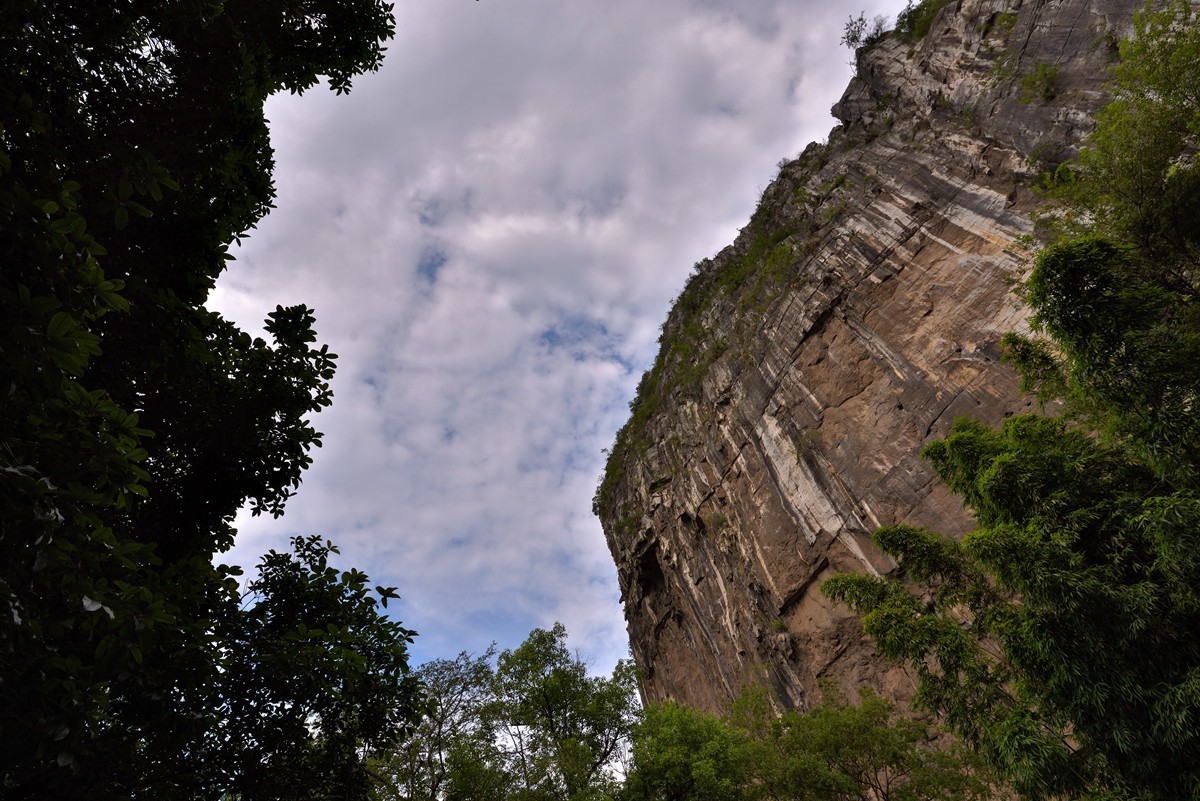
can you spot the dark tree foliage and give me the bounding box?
[824,416,1200,799]
[215,537,420,801]
[0,1,420,798]
[1008,235,1200,477]
[823,3,1200,799]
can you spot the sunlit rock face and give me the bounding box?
[598,0,1142,714]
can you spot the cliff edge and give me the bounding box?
[596,0,1143,713]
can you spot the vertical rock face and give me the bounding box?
[597,0,1143,714]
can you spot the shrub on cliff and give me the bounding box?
[895,0,955,41]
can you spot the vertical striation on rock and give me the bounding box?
[596,0,1146,714]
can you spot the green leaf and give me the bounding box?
[47,311,75,342]
[125,201,152,218]
[49,217,76,234]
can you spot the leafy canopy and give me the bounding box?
[823,3,1200,798]
[622,686,992,801]
[374,624,642,801]
[1,1,420,798]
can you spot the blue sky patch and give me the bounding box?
[417,248,447,283]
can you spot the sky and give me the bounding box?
[209,0,906,675]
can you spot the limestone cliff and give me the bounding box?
[596,0,1144,714]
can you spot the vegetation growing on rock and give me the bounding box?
[595,0,1132,715]
[895,0,956,42]
[592,143,856,531]
[824,3,1200,798]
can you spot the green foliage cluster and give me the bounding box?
[823,3,1200,798]
[895,0,955,42]
[377,630,992,801]
[824,415,1200,798]
[992,11,1018,37]
[1057,1,1200,268]
[1,1,422,797]
[841,12,890,56]
[595,152,849,526]
[1017,63,1060,104]
[592,225,786,523]
[218,537,421,800]
[623,686,993,801]
[1025,138,1066,176]
[374,624,641,801]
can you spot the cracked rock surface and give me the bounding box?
[598,0,1142,714]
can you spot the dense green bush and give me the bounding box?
[0,2,422,797]
[895,0,955,41]
[623,687,993,801]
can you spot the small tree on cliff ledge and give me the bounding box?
[823,3,1200,799]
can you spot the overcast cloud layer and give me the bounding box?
[209,0,906,673]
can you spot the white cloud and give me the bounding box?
[210,0,907,673]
